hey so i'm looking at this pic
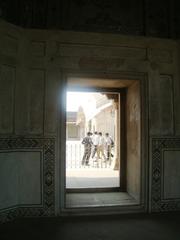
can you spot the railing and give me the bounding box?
[66,141,112,168]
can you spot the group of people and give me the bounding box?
[81,131,114,166]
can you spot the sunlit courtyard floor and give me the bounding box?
[66,167,119,188]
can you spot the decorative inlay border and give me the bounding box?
[0,137,55,223]
[151,138,180,212]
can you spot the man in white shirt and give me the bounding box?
[91,131,99,159]
[97,132,106,162]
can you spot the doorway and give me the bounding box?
[66,90,121,191]
[60,75,146,211]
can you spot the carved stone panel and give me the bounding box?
[151,138,180,212]
[0,137,55,223]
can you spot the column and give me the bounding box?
[112,99,120,170]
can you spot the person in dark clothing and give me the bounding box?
[104,133,114,164]
[81,132,93,166]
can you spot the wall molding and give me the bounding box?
[0,137,55,223]
[151,138,180,212]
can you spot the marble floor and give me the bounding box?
[1,213,180,240]
[66,192,137,208]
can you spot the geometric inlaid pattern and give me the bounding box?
[151,138,180,212]
[0,137,55,223]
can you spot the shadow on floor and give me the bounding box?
[0,212,180,240]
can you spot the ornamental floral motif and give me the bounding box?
[151,138,180,212]
[0,137,55,223]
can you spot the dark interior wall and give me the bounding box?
[1,0,180,39]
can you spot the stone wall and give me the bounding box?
[0,19,180,221]
[126,81,141,202]
[0,21,57,222]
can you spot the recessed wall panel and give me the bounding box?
[18,151,42,205]
[163,150,180,199]
[0,35,18,56]
[174,67,180,135]
[148,48,173,63]
[58,44,147,60]
[0,152,18,209]
[31,41,46,57]
[149,75,174,135]
[44,70,59,135]
[0,151,42,210]
[0,65,15,134]
[0,137,55,221]
[28,69,45,134]
[151,138,180,212]
[15,69,45,135]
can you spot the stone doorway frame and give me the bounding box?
[59,70,149,215]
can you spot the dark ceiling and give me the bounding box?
[0,0,180,39]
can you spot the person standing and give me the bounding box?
[104,132,114,164]
[97,132,106,162]
[81,132,93,166]
[91,131,99,160]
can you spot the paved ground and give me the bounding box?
[66,141,119,189]
[0,213,180,240]
[66,168,119,188]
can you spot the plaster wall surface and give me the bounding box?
[163,150,180,199]
[0,20,180,221]
[0,151,41,209]
[126,81,140,202]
